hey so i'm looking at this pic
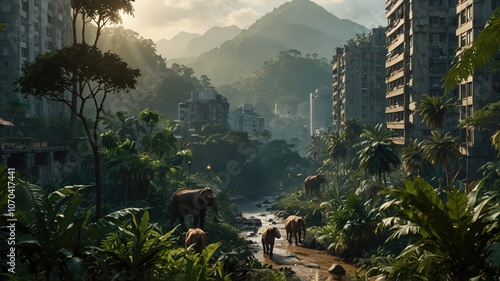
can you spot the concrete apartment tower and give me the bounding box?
[0,0,72,118]
[178,89,230,131]
[310,87,333,136]
[385,0,458,144]
[455,0,500,179]
[332,27,387,133]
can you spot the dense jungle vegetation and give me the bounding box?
[2,2,500,280]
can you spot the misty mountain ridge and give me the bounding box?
[155,26,242,60]
[169,0,369,85]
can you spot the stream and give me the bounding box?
[234,195,359,281]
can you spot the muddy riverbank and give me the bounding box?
[234,195,360,281]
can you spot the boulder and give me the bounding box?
[328,263,346,275]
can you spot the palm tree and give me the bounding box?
[444,7,500,92]
[4,97,29,117]
[341,117,364,143]
[414,93,457,130]
[401,139,435,180]
[322,132,350,186]
[357,124,401,186]
[421,130,461,188]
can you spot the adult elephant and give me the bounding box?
[285,215,306,246]
[168,187,223,230]
[304,174,326,195]
[185,228,208,254]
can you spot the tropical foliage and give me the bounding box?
[371,177,500,280]
[414,93,456,130]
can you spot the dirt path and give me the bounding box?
[235,196,359,281]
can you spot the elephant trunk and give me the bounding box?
[212,199,224,222]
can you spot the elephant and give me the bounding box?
[168,187,223,230]
[304,174,326,195]
[261,226,281,256]
[285,215,306,246]
[185,228,208,254]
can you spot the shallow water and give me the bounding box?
[235,196,359,281]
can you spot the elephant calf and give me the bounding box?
[285,215,306,246]
[185,228,207,254]
[261,226,281,256]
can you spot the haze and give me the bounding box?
[119,0,385,41]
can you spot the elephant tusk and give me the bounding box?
[214,213,224,222]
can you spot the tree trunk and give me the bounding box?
[91,143,102,220]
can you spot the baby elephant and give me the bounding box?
[261,226,281,256]
[185,228,207,254]
[285,215,306,246]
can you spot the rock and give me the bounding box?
[306,263,320,268]
[275,211,289,218]
[244,218,262,227]
[263,199,271,204]
[328,263,346,275]
[260,213,267,216]
[267,218,274,222]
[246,232,256,237]
[255,203,262,207]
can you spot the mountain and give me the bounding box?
[178,0,368,85]
[155,31,200,60]
[181,25,242,58]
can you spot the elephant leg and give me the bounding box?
[178,215,187,231]
[193,215,200,229]
[270,240,274,255]
[199,209,207,230]
[287,232,292,244]
[294,232,298,246]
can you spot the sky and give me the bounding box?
[119,0,386,42]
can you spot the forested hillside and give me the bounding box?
[219,49,332,117]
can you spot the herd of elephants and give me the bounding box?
[169,174,326,254]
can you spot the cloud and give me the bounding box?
[220,7,261,28]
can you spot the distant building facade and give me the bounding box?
[310,87,332,136]
[455,0,500,178]
[332,27,386,133]
[178,89,230,131]
[385,0,458,144]
[228,103,265,135]
[0,0,72,118]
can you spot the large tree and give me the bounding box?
[16,43,140,220]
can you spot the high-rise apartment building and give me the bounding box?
[455,0,500,178]
[385,0,458,144]
[0,0,72,118]
[228,103,265,136]
[332,27,386,133]
[310,87,333,136]
[178,89,230,131]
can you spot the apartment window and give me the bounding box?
[46,27,52,37]
[493,0,499,10]
[460,33,467,47]
[3,61,8,69]
[1,76,8,87]
[3,46,8,56]
[21,1,28,12]
[47,15,52,24]
[21,47,28,57]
